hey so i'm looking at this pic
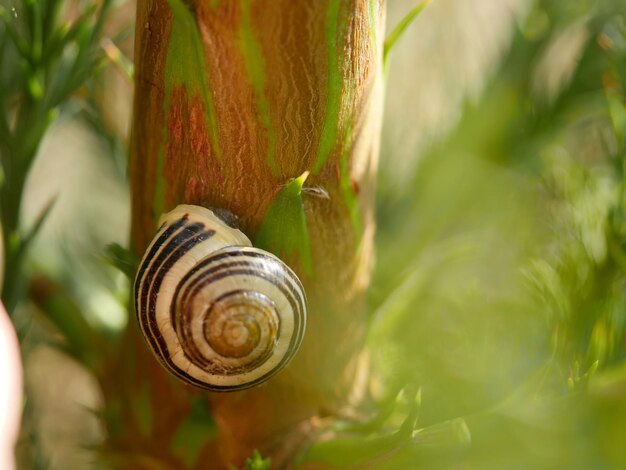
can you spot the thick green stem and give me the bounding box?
[116,1,385,467]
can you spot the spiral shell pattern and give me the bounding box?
[134,205,307,391]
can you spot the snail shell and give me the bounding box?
[134,205,307,391]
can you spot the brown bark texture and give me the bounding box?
[116,0,385,467]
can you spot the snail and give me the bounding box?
[134,205,307,391]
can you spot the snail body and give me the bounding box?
[134,205,307,391]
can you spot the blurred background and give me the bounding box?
[2,0,625,467]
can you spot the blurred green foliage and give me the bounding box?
[343,0,626,467]
[1,0,625,468]
[0,1,115,467]
[0,0,110,312]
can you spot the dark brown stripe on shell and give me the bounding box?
[178,267,304,376]
[139,221,215,368]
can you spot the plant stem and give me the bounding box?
[119,0,386,466]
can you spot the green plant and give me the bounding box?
[0,0,111,312]
[2,0,626,468]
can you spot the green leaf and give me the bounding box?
[103,243,139,280]
[27,73,43,99]
[312,0,348,174]
[29,276,105,370]
[235,450,271,470]
[155,0,221,215]
[332,386,403,434]
[0,9,30,59]
[238,0,276,173]
[383,0,430,64]
[411,418,471,448]
[255,172,313,275]
[41,0,63,44]
[49,1,110,107]
[101,37,134,80]
[20,196,56,258]
[300,388,421,467]
[606,87,626,147]
[41,22,74,65]
[301,425,405,468]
